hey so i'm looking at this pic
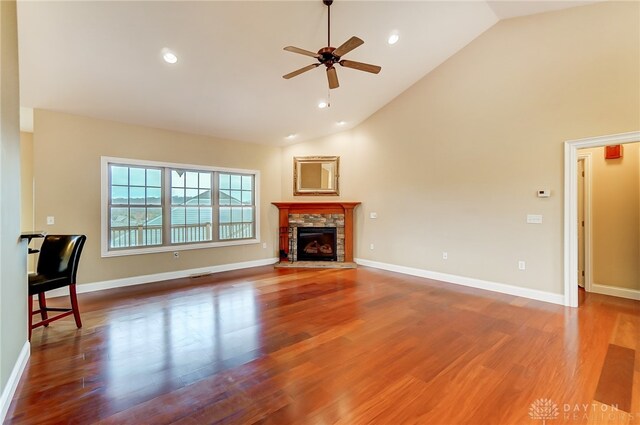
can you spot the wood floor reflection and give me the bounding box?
[7,266,640,424]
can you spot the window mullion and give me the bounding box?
[107,166,114,248]
[163,167,172,246]
[212,172,220,242]
[252,177,256,238]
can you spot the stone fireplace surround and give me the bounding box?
[272,202,360,267]
[291,216,342,262]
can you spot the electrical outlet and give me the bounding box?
[262,243,267,249]
[173,251,180,259]
[46,216,55,225]
[442,252,448,260]
[518,261,525,270]
[370,243,374,250]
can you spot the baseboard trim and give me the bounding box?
[0,341,30,424]
[47,257,279,297]
[354,258,565,306]
[591,284,640,301]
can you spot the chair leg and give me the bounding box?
[69,284,82,328]
[38,292,49,326]
[28,295,33,341]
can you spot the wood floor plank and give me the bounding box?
[594,344,635,413]
[586,401,633,425]
[612,313,640,351]
[633,354,640,419]
[6,266,640,424]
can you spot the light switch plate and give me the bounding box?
[527,214,543,224]
[46,216,55,225]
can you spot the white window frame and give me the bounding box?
[101,156,260,257]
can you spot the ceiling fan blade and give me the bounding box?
[284,46,321,59]
[339,60,381,74]
[283,64,320,80]
[327,66,339,89]
[332,36,364,58]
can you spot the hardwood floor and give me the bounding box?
[6,266,640,424]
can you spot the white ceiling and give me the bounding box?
[17,1,596,146]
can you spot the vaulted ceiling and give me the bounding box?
[17,1,595,145]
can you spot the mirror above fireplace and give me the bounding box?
[293,156,339,196]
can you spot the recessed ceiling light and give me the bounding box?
[286,134,297,140]
[388,33,400,45]
[162,48,178,64]
[318,101,328,109]
[337,121,346,126]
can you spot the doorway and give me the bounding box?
[576,153,592,292]
[564,131,640,307]
[577,157,585,288]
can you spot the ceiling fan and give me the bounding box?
[282,0,382,90]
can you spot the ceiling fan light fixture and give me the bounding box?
[388,33,400,45]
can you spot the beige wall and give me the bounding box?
[32,109,281,284]
[581,143,640,290]
[20,132,33,232]
[282,1,640,295]
[1,0,28,401]
[20,132,34,272]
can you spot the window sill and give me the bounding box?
[101,238,260,258]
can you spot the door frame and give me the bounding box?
[576,153,592,292]
[564,131,640,307]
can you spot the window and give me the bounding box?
[219,173,254,240]
[109,165,163,248]
[170,170,213,243]
[102,157,259,257]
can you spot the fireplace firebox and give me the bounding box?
[297,227,337,262]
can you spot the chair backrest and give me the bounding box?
[36,235,87,282]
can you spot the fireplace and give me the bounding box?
[272,202,360,268]
[297,227,337,262]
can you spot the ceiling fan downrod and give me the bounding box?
[324,0,333,47]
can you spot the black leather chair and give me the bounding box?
[28,235,87,340]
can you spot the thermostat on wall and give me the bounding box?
[537,190,551,198]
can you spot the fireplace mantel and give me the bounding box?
[272,202,360,264]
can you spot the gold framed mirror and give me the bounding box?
[293,156,339,196]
